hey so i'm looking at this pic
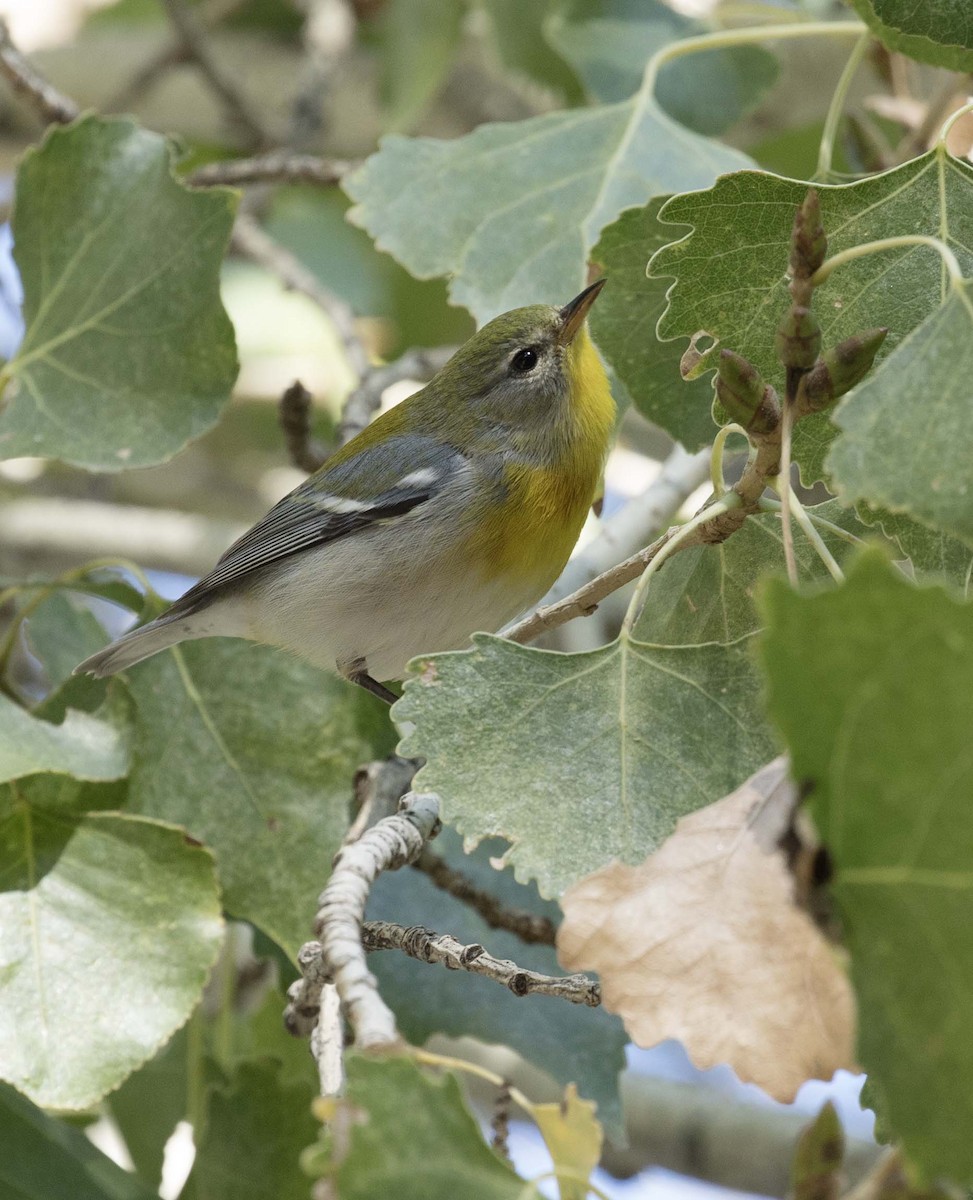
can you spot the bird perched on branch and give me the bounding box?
[77,280,614,703]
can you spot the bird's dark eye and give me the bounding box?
[511,346,539,373]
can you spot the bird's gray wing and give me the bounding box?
[169,435,468,613]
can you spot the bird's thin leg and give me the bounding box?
[340,658,399,706]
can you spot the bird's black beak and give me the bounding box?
[558,278,606,345]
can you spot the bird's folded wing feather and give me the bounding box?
[171,435,468,610]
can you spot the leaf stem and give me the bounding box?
[776,403,799,588]
[815,32,871,180]
[757,496,867,548]
[411,1048,535,1120]
[811,235,964,288]
[622,493,741,633]
[938,99,973,146]
[710,423,750,496]
[643,20,867,94]
[775,483,844,582]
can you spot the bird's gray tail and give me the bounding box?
[75,613,189,678]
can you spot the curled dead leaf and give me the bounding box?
[557,757,856,1101]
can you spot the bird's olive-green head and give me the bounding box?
[416,280,613,457]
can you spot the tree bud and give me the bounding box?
[775,306,821,370]
[797,328,889,413]
[790,190,827,280]
[716,350,781,434]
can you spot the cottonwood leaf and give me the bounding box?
[0,690,129,784]
[345,73,752,323]
[329,1056,524,1199]
[530,1084,603,1200]
[370,0,465,132]
[545,0,777,133]
[367,828,627,1137]
[589,199,715,448]
[849,0,973,71]
[635,503,868,646]
[0,115,237,471]
[857,504,973,587]
[0,1080,158,1200]
[395,631,777,897]
[483,0,584,103]
[0,800,223,1110]
[650,146,973,482]
[558,758,855,1100]
[190,1060,317,1200]
[828,283,973,552]
[760,549,973,1181]
[125,638,393,959]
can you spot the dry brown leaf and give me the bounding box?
[557,757,856,1101]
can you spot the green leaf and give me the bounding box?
[345,73,752,323]
[0,691,129,784]
[370,0,465,132]
[827,282,973,552]
[650,147,973,482]
[635,503,871,646]
[395,631,777,897]
[589,199,715,448]
[0,115,238,471]
[0,1080,158,1200]
[849,0,973,71]
[367,829,627,1137]
[23,591,113,700]
[759,549,973,1181]
[482,0,584,102]
[190,1060,317,1200]
[856,503,973,587]
[107,1028,188,1191]
[791,1102,845,1200]
[125,639,393,959]
[329,1056,524,1199]
[0,800,223,1109]
[545,0,778,131]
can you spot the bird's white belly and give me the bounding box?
[231,526,546,681]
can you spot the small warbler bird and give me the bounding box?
[77,280,613,703]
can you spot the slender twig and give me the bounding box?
[160,0,272,149]
[106,0,248,112]
[412,849,557,946]
[279,380,328,474]
[285,792,441,1050]
[337,346,454,446]
[0,20,79,125]
[362,921,601,1006]
[778,403,799,587]
[189,151,357,189]
[491,1082,513,1162]
[231,213,371,379]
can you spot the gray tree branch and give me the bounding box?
[0,20,79,125]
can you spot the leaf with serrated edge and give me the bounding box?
[0,802,223,1110]
[650,146,973,482]
[125,639,392,959]
[0,114,237,471]
[0,691,129,784]
[760,549,973,1180]
[828,282,973,551]
[791,1102,845,1200]
[558,758,855,1100]
[849,0,973,71]
[344,71,752,323]
[396,631,777,898]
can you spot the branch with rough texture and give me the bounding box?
[363,921,600,1005]
[232,213,371,380]
[337,345,455,446]
[188,151,357,189]
[504,422,782,646]
[285,791,442,1050]
[279,381,328,474]
[413,849,557,946]
[0,20,79,125]
[346,755,420,843]
[161,0,271,149]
